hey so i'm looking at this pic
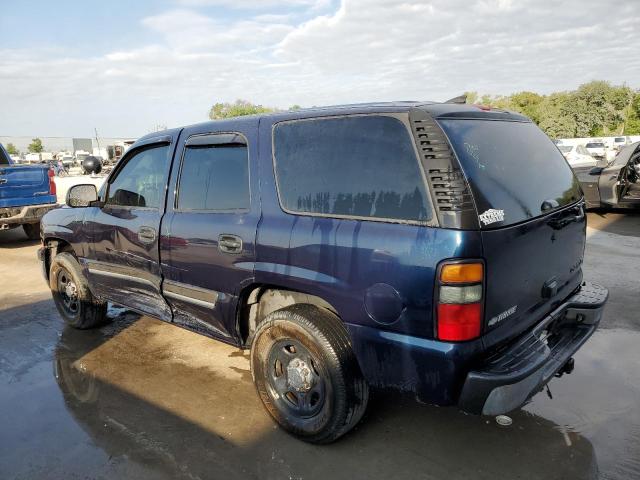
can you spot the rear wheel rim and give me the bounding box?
[56,268,79,317]
[265,339,327,419]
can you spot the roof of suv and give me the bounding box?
[136,101,530,143]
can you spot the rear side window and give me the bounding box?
[438,119,581,227]
[273,116,431,223]
[178,145,249,211]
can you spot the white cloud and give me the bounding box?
[1,0,639,136]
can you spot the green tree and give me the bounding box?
[624,93,640,135]
[209,99,274,120]
[5,143,19,155]
[28,138,43,153]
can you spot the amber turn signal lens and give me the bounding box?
[440,263,483,284]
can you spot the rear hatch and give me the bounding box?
[437,116,585,344]
[0,164,55,208]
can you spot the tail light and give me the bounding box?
[436,261,484,341]
[48,168,56,196]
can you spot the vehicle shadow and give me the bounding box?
[0,227,39,248]
[0,300,598,480]
[586,209,640,237]
[49,314,597,479]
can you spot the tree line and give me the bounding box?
[465,80,639,138]
[209,81,639,140]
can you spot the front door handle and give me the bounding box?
[218,234,243,254]
[138,226,157,244]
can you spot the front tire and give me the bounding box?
[22,222,40,240]
[49,252,107,329]
[251,304,369,443]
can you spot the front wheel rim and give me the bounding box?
[56,268,79,317]
[265,339,327,419]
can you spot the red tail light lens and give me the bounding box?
[437,303,482,341]
[436,261,484,342]
[48,168,56,196]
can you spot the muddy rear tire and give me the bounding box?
[22,222,40,240]
[49,252,107,329]
[251,304,369,444]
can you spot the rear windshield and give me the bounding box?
[586,142,604,148]
[438,119,581,227]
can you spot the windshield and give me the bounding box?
[438,119,581,228]
[558,145,573,153]
[0,145,10,165]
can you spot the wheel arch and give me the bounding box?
[237,283,341,346]
[42,237,76,280]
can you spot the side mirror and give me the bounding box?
[589,167,604,176]
[66,184,98,207]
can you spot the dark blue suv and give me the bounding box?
[39,102,608,443]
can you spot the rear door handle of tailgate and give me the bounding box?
[547,204,584,230]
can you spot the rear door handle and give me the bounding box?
[218,234,243,254]
[138,226,157,244]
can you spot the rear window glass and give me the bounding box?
[438,119,581,227]
[273,116,431,223]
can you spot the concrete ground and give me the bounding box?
[0,212,639,480]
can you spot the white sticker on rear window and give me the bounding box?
[479,208,505,225]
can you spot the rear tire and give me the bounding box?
[49,252,107,329]
[250,304,369,444]
[22,222,40,240]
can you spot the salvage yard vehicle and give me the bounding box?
[559,144,598,167]
[39,102,608,443]
[576,141,640,210]
[0,143,58,239]
[585,141,606,162]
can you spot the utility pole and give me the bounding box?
[94,128,101,154]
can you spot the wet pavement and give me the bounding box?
[1,212,639,480]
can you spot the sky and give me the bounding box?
[1,0,639,138]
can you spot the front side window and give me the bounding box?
[106,145,170,209]
[178,144,249,211]
[273,115,431,223]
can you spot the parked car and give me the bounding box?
[39,102,608,443]
[585,141,606,161]
[612,136,630,151]
[0,143,58,239]
[575,141,640,209]
[558,144,598,167]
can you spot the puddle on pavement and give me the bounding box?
[1,308,639,480]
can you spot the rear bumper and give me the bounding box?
[458,282,608,415]
[0,203,58,228]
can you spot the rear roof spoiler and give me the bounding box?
[444,94,467,104]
